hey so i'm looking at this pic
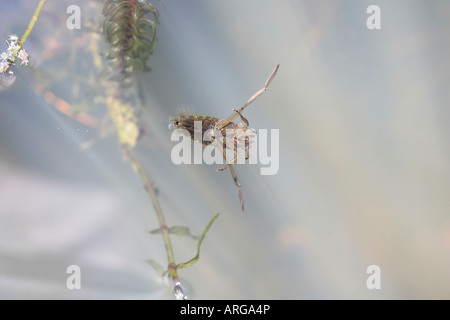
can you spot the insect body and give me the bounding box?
[172,114,256,158]
[171,64,280,211]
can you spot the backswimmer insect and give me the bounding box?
[170,64,280,211]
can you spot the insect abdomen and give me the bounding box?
[171,115,219,145]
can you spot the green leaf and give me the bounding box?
[176,213,220,270]
[170,226,198,238]
[149,226,199,239]
[147,259,167,277]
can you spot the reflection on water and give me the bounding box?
[1,0,450,299]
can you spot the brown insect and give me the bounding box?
[171,64,279,211]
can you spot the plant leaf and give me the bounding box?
[176,213,220,270]
[149,226,200,239]
[147,259,166,277]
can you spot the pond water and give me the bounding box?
[1,0,450,299]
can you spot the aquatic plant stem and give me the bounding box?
[123,145,181,284]
[104,89,181,290]
[19,0,46,47]
[1,0,45,74]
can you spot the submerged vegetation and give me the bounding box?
[3,0,220,299]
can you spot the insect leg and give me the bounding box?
[218,155,239,171]
[229,164,244,211]
[233,108,249,127]
[216,63,279,130]
[245,136,250,160]
[217,142,245,211]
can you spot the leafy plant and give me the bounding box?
[4,0,220,300]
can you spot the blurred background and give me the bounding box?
[1,0,450,299]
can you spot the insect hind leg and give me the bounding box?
[232,109,249,127]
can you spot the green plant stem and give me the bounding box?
[124,145,180,283]
[19,0,46,47]
[2,0,45,74]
